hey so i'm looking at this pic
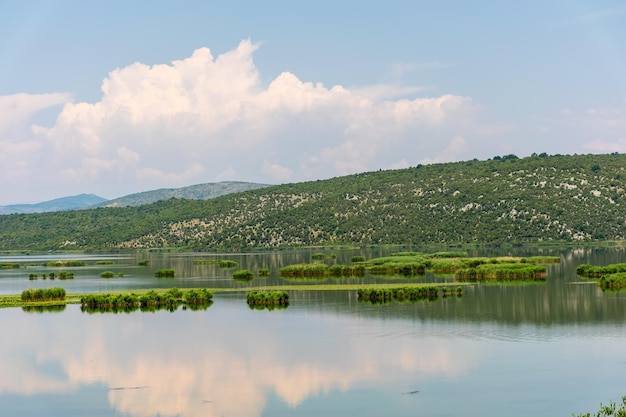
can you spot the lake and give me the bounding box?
[1,246,625,416]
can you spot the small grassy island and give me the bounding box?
[277,252,559,280]
[357,285,463,304]
[233,269,254,280]
[246,290,289,310]
[154,269,176,278]
[576,263,626,289]
[80,288,213,313]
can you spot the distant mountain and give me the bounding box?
[96,181,271,208]
[0,194,107,215]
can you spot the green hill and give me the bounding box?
[1,153,625,251]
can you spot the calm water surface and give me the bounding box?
[0,247,625,416]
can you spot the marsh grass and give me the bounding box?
[100,271,115,278]
[233,269,254,280]
[246,290,289,310]
[0,262,20,269]
[455,263,547,281]
[21,287,66,302]
[44,260,86,267]
[357,285,463,304]
[219,260,237,268]
[154,269,176,278]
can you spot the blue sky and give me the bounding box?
[1,0,625,204]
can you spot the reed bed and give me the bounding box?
[246,290,289,310]
[520,256,561,264]
[44,260,87,267]
[576,263,626,278]
[219,260,237,268]
[192,259,219,265]
[80,288,212,311]
[357,285,462,304]
[311,252,336,260]
[21,287,66,302]
[154,269,176,278]
[95,260,115,265]
[278,263,330,277]
[0,262,20,269]
[278,263,366,277]
[598,272,626,289]
[455,263,547,281]
[233,269,254,280]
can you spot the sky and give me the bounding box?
[1,0,625,205]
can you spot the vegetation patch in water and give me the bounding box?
[138,259,149,266]
[193,259,219,265]
[233,269,254,280]
[246,290,289,310]
[278,263,366,277]
[576,263,626,278]
[0,262,20,269]
[219,260,237,268]
[350,255,365,263]
[258,268,270,276]
[455,263,547,281]
[95,260,115,265]
[21,287,66,302]
[154,269,176,278]
[598,272,626,290]
[357,286,448,304]
[80,288,212,313]
[44,260,86,267]
[100,271,116,278]
[311,252,336,260]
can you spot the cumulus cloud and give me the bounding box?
[2,39,491,203]
[560,107,626,153]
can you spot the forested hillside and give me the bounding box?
[1,153,625,251]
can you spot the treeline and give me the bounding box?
[1,153,625,250]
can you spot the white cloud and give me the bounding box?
[261,160,292,181]
[0,92,71,134]
[1,39,494,203]
[419,136,469,165]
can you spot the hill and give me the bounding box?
[0,153,625,250]
[0,194,107,215]
[96,181,271,207]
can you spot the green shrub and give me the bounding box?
[278,263,329,277]
[350,255,365,263]
[154,269,175,278]
[258,268,270,276]
[100,271,115,278]
[218,260,237,268]
[233,269,254,280]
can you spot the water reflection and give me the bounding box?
[0,300,484,417]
